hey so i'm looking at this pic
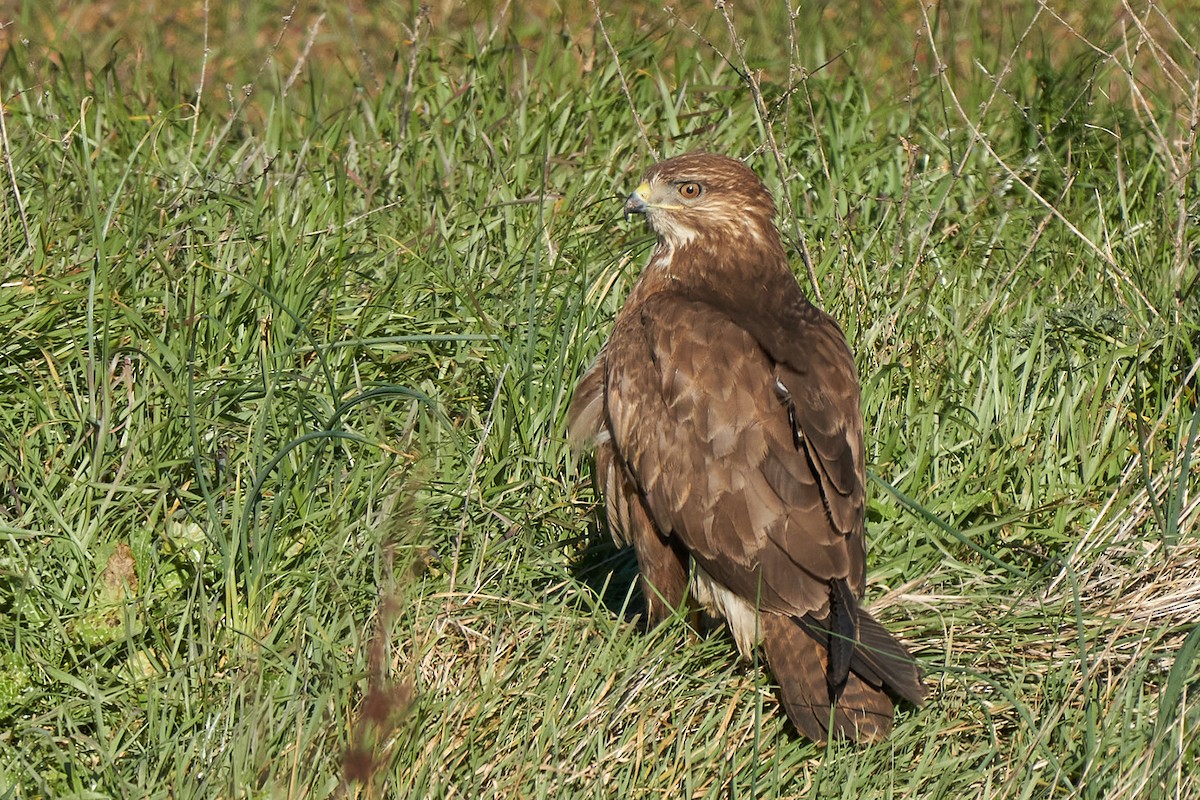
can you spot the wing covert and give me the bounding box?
[602,292,865,618]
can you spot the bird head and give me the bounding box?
[623,152,781,254]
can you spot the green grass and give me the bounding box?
[1,1,1198,797]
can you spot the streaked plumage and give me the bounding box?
[568,152,925,742]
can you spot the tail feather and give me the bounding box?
[797,607,926,707]
[761,612,834,742]
[856,609,927,706]
[761,611,922,743]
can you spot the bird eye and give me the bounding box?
[678,182,703,199]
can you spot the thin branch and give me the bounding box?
[590,0,654,158]
[0,88,32,258]
[283,12,326,97]
[715,3,821,303]
[399,5,431,133]
[186,0,211,174]
[916,2,1160,324]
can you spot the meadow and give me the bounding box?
[0,1,1197,797]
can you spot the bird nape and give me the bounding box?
[568,151,925,743]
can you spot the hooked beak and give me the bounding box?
[623,182,651,221]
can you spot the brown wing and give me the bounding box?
[568,354,690,621]
[602,292,864,620]
[738,295,868,582]
[599,291,924,735]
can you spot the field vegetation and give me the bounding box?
[1,1,1198,796]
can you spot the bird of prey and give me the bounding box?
[568,152,925,742]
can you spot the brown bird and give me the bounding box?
[568,152,925,742]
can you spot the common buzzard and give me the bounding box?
[568,152,925,742]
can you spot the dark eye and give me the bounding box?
[678,182,702,199]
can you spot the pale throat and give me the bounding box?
[647,212,700,250]
[647,212,777,269]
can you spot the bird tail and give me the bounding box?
[760,610,924,743]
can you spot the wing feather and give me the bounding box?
[604,292,859,618]
[568,353,690,621]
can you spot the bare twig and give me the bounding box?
[1172,77,1200,295]
[916,2,1160,323]
[399,5,431,133]
[283,12,326,97]
[715,3,821,303]
[0,88,32,257]
[903,2,1043,305]
[202,2,299,170]
[590,0,654,158]
[185,0,211,173]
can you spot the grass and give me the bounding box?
[1,1,1198,797]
